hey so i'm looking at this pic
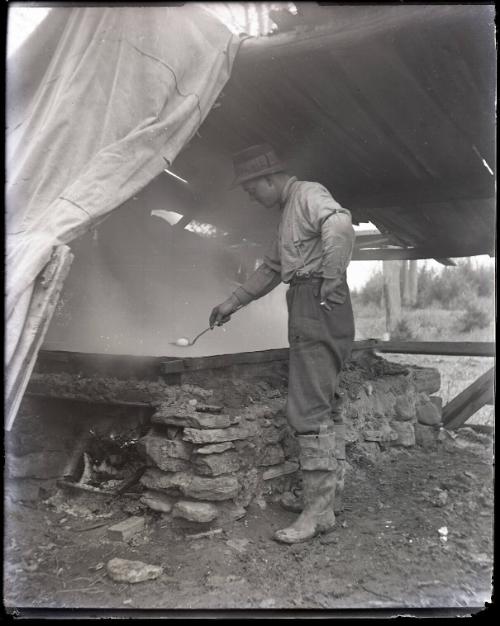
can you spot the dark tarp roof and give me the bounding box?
[185,4,496,259]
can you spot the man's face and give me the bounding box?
[242,176,279,208]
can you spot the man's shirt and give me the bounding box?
[234,177,355,306]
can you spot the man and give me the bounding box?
[209,144,355,543]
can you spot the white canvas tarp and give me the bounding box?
[6,4,240,426]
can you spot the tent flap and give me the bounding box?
[6,5,240,426]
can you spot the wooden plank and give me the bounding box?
[160,339,382,375]
[376,341,495,357]
[6,246,74,431]
[57,480,114,496]
[25,391,152,409]
[39,339,487,380]
[34,340,492,381]
[442,367,495,429]
[35,349,173,379]
[160,348,290,374]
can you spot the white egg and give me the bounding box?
[176,337,190,346]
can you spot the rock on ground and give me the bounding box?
[140,468,240,501]
[140,490,175,513]
[106,558,163,583]
[172,501,219,523]
[391,421,416,447]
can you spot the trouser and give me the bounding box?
[286,277,355,435]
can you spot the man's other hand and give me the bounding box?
[320,278,346,311]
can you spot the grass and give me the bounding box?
[352,300,495,427]
[352,297,495,343]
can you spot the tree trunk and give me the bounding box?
[409,260,418,306]
[382,260,402,337]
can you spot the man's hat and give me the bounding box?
[231,144,285,187]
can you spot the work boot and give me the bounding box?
[274,430,337,544]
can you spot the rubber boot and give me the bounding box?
[281,465,345,514]
[280,423,346,515]
[274,431,337,544]
[280,489,303,513]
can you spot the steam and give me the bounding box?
[44,203,288,357]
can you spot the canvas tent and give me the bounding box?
[6,4,241,428]
[5,3,496,429]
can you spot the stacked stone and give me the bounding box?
[138,385,295,524]
[415,395,443,449]
[340,363,443,458]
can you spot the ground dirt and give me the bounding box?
[4,435,493,616]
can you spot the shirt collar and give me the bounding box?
[280,176,298,207]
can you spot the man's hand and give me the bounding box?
[209,295,240,328]
[319,278,346,311]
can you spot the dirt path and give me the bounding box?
[4,435,493,615]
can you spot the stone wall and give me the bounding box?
[131,351,444,525]
[136,384,298,524]
[9,351,444,522]
[340,351,443,464]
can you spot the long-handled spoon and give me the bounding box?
[170,326,213,347]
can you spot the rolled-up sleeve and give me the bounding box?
[233,236,282,305]
[305,185,355,280]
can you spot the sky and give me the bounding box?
[7,5,50,56]
[7,5,494,291]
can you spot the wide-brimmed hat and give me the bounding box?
[231,144,285,187]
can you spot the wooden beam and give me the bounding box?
[375,341,495,357]
[6,246,74,431]
[349,189,495,213]
[160,339,382,375]
[34,350,174,380]
[25,392,152,409]
[442,367,495,429]
[238,5,479,64]
[355,233,394,248]
[160,349,290,374]
[434,258,456,267]
[34,339,493,383]
[352,246,489,261]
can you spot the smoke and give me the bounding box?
[44,196,288,357]
[43,137,289,357]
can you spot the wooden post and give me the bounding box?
[382,260,402,337]
[402,260,411,307]
[409,259,418,306]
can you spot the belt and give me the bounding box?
[290,272,322,285]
